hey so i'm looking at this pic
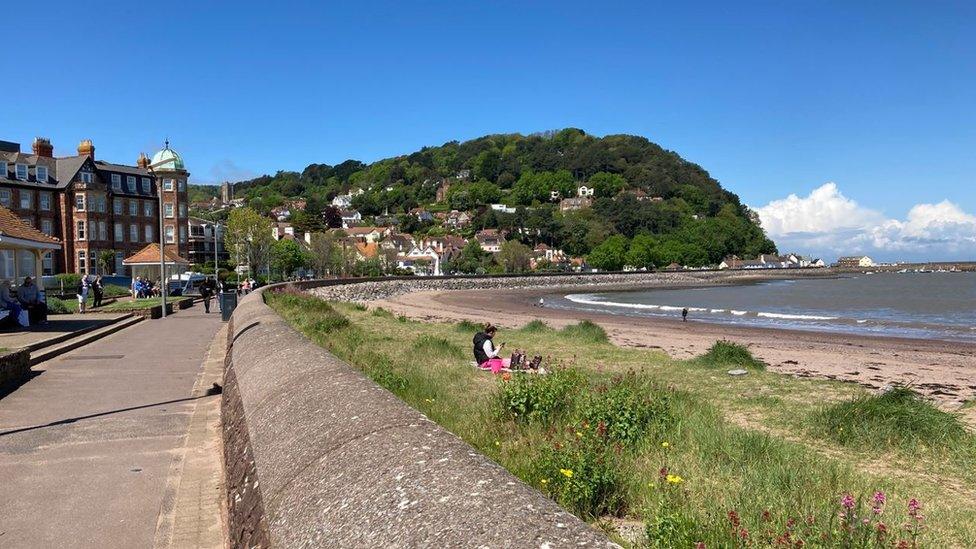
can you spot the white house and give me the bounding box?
[836,256,875,268]
[340,209,362,228]
[577,185,594,197]
[490,204,516,214]
[332,194,353,209]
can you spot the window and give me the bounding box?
[111,173,121,191]
[114,222,123,242]
[127,175,136,191]
[0,189,9,208]
[113,198,122,214]
[41,218,54,235]
[164,203,174,218]
[165,225,175,243]
[144,224,153,243]
[99,221,107,241]
[76,220,86,240]
[0,249,14,279]
[36,165,48,183]
[179,226,187,243]
[75,193,86,211]
[78,250,86,274]
[19,190,32,209]
[143,201,153,217]
[97,196,107,213]
[163,178,174,191]
[80,171,93,184]
[15,163,27,180]
[178,179,186,191]
[40,192,51,211]
[129,200,138,216]
[179,203,187,217]
[141,177,151,193]
[17,249,35,279]
[130,224,139,242]
[42,252,53,276]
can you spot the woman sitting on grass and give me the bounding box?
[473,323,506,374]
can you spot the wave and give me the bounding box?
[565,295,837,322]
[756,312,838,321]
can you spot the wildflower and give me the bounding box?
[494,441,500,447]
[659,466,669,479]
[841,494,856,510]
[786,517,797,529]
[666,474,683,485]
[661,441,670,449]
[560,468,573,478]
[694,543,706,549]
[762,510,772,522]
[728,510,741,529]
[596,421,607,438]
[873,491,887,506]
[540,478,548,485]
[908,498,921,517]
[575,431,583,438]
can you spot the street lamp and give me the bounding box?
[145,164,167,318]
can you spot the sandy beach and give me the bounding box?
[356,276,976,410]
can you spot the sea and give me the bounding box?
[551,272,976,343]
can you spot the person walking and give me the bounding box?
[78,275,91,314]
[200,277,217,313]
[92,275,104,308]
[681,307,688,322]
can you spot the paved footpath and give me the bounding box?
[0,307,225,549]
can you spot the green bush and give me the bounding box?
[520,319,550,333]
[371,307,395,319]
[46,297,74,314]
[496,367,586,424]
[49,273,81,291]
[698,340,765,369]
[534,429,624,518]
[455,319,481,332]
[560,320,609,343]
[581,372,675,446]
[102,284,131,298]
[812,386,970,451]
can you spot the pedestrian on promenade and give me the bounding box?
[78,275,91,314]
[92,275,104,308]
[200,277,217,313]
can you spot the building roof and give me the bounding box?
[0,205,61,247]
[123,243,190,265]
[355,242,379,259]
[149,142,185,171]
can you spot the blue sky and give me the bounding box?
[3,1,974,259]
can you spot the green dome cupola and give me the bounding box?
[150,140,185,171]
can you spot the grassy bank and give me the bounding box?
[267,290,976,547]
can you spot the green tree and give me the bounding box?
[97,249,117,275]
[225,207,275,277]
[589,172,627,198]
[587,235,629,271]
[625,234,659,269]
[271,238,310,279]
[450,241,493,274]
[497,240,532,273]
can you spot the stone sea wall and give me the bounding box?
[222,281,617,548]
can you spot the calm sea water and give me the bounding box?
[553,272,976,343]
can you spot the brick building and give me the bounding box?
[0,137,189,275]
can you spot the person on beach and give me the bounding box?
[682,307,688,322]
[538,297,545,307]
[473,323,506,373]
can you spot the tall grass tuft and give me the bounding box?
[371,307,395,319]
[412,335,466,359]
[697,340,765,370]
[455,319,481,332]
[560,320,609,344]
[520,319,551,333]
[811,386,970,452]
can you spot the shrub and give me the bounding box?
[371,307,395,319]
[46,297,74,314]
[496,367,586,424]
[455,319,481,332]
[352,303,368,311]
[698,340,765,369]
[52,273,81,291]
[534,428,624,518]
[411,335,465,359]
[560,320,609,343]
[520,319,550,333]
[581,372,675,446]
[812,386,969,451]
[102,284,131,298]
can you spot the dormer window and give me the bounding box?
[15,164,28,181]
[81,171,93,184]
[127,175,136,191]
[36,166,48,183]
[111,173,121,190]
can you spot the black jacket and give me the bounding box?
[472,332,493,364]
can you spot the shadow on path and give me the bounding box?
[0,393,217,438]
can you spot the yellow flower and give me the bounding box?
[560,468,574,478]
[661,441,670,448]
[540,478,549,485]
[494,441,500,446]
[666,474,684,485]
[575,431,583,438]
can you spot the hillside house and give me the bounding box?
[836,256,875,268]
[559,197,592,212]
[339,209,361,228]
[474,229,504,253]
[345,226,390,243]
[577,185,594,197]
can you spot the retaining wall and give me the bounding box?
[222,282,615,548]
[0,349,30,389]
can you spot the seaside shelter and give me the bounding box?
[123,243,190,284]
[0,205,61,283]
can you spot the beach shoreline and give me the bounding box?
[312,273,976,409]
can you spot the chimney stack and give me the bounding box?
[77,139,95,159]
[32,137,54,157]
[137,152,150,169]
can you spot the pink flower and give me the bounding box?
[873,491,886,505]
[908,498,921,517]
[841,494,856,510]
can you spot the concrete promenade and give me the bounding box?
[0,307,224,548]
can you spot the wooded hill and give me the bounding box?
[223,129,776,268]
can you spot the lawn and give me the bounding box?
[267,290,976,547]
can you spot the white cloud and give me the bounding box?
[756,183,976,262]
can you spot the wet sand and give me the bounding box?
[374,285,976,409]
